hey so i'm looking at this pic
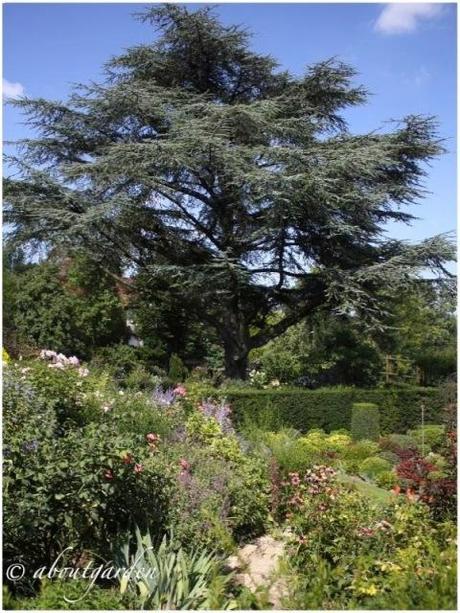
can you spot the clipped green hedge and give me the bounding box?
[218,386,443,434]
[351,403,380,440]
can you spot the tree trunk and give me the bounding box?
[224,349,248,380]
[221,309,250,380]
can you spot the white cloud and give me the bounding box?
[3,78,25,100]
[375,3,443,35]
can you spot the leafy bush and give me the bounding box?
[221,385,442,434]
[259,429,315,474]
[3,364,173,582]
[375,470,399,489]
[351,402,380,440]
[407,424,446,452]
[359,456,392,479]
[19,358,102,427]
[395,430,457,521]
[379,433,420,453]
[90,344,165,387]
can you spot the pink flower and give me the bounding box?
[298,536,307,545]
[356,527,375,538]
[104,469,114,480]
[146,433,160,444]
[134,463,144,474]
[179,458,190,471]
[289,473,300,486]
[173,385,187,397]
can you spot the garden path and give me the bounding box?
[226,532,290,608]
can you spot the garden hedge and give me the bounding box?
[218,386,443,434]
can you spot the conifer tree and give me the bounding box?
[4,4,454,378]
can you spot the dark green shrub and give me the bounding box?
[9,259,126,359]
[351,403,380,440]
[90,344,147,382]
[168,353,188,383]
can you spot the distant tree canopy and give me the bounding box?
[251,282,456,387]
[4,4,455,378]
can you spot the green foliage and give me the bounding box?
[5,258,126,359]
[375,470,399,489]
[114,528,235,610]
[168,353,188,383]
[359,456,392,479]
[3,363,173,581]
[132,271,223,373]
[5,580,126,610]
[351,402,380,441]
[90,344,165,387]
[408,424,446,452]
[252,316,384,387]
[256,429,315,474]
[377,450,400,466]
[222,385,442,434]
[381,284,456,386]
[284,468,457,610]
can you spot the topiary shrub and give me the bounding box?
[351,403,380,440]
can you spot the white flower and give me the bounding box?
[118,390,125,396]
[78,367,89,377]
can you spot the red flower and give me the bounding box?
[122,453,134,464]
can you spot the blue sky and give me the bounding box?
[3,2,457,243]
